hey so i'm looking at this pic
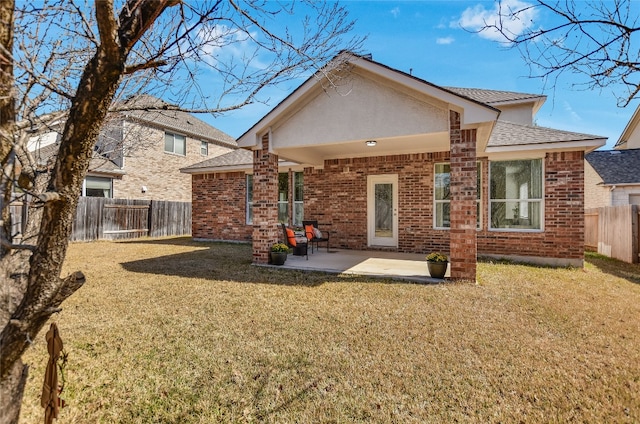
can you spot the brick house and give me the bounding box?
[95,95,237,201]
[30,95,237,201]
[584,105,640,208]
[183,53,606,280]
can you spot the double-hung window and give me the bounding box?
[246,174,254,224]
[164,132,186,155]
[246,172,303,225]
[489,159,542,230]
[434,162,482,229]
[200,141,208,156]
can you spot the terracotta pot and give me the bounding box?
[427,261,448,279]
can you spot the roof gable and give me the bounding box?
[237,53,500,150]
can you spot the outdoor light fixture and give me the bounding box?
[366,140,377,147]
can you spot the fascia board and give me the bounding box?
[484,138,606,157]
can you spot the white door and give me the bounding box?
[367,174,398,247]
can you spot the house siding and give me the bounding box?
[112,121,233,201]
[191,150,585,266]
[192,171,252,241]
[478,151,585,263]
[584,162,610,208]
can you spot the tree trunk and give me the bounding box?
[0,3,180,422]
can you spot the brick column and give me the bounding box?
[449,110,477,281]
[252,133,279,264]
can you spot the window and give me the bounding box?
[434,162,481,229]
[246,172,304,226]
[489,159,542,230]
[83,176,112,198]
[278,173,289,223]
[293,172,304,226]
[164,132,186,155]
[200,141,208,156]
[246,174,253,224]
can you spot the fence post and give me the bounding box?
[633,205,639,264]
[148,200,154,238]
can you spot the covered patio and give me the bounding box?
[261,249,450,283]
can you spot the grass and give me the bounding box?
[18,238,640,423]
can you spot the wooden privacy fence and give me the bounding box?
[71,197,191,241]
[585,205,639,263]
[10,196,191,242]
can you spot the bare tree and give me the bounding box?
[474,0,640,107]
[0,1,361,422]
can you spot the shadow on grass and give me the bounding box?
[118,237,394,287]
[585,251,640,285]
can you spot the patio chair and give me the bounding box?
[302,220,331,253]
[281,223,308,259]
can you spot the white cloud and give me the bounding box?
[436,36,455,45]
[390,7,400,18]
[455,0,538,43]
[563,101,582,122]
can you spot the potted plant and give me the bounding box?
[426,252,448,279]
[270,243,290,265]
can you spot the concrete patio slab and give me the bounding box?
[261,249,449,283]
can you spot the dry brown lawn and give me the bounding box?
[18,237,640,423]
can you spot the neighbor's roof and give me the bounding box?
[616,104,640,148]
[488,120,605,149]
[119,95,237,148]
[33,143,126,176]
[585,149,640,185]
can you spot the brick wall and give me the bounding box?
[584,161,610,208]
[305,152,451,253]
[477,151,585,263]
[192,171,252,241]
[252,134,279,264]
[449,110,477,280]
[112,121,233,202]
[190,148,586,266]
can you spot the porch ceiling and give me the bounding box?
[275,131,450,166]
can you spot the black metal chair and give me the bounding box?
[281,223,308,259]
[302,220,330,253]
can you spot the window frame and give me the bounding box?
[246,171,304,226]
[200,141,208,156]
[83,176,113,198]
[433,162,482,230]
[164,131,186,156]
[246,174,253,225]
[488,158,544,232]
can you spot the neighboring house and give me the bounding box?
[31,141,126,197]
[585,149,640,208]
[615,104,640,150]
[29,95,237,201]
[584,104,640,208]
[182,53,606,279]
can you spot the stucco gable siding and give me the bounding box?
[272,72,449,148]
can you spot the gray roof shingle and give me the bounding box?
[34,143,125,176]
[181,149,253,172]
[444,87,544,104]
[120,95,237,147]
[585,149,640,184]
[488,120,603,147]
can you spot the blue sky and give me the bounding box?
[201,1,635,150]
